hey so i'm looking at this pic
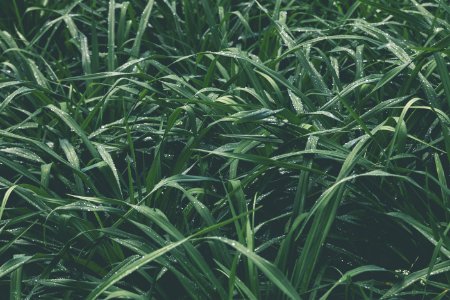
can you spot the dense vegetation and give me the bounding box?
[0,0,449,299]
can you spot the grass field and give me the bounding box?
[0,0,450,299]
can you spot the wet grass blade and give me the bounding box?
[108,0,116,71]
[131,0,155,58]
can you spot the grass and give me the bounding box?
[0,0,449,299]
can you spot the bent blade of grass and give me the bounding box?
[0,86,32,114]
[209,237,300,300]
[131,0,155,58]
[0,255,32,279]
[293,122,421,291]
[382,260,450,299]
[274,21,331,97]
[369,62,410,97]
[426,222,450,284]
[60,139,84,194]
[40,163,52,189]
[388,212,450,258]
[0,220,37,257]
[208,50,315,111]
[319,265,386,300]
[0,155,40,185]
[386,98,421,166]
[321,75,381,110]
[0,185,17,221]
[215,260,257,300]
[0,147,44,164]
[79,33,92,75]
[96,144,123,197]
[87,211,252,299]
[195,149,324,174]
[104,290,146,300]
[46,104,99,159]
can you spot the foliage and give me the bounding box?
[0,0,450,299]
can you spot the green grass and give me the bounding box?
[0,0,449,299]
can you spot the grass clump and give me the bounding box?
[0,0,450,299]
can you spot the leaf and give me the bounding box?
[96,144,122,197]
[320,265,386,299]
[209,237,300,300]
[131,0,155,57]
[0,256,32,279]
